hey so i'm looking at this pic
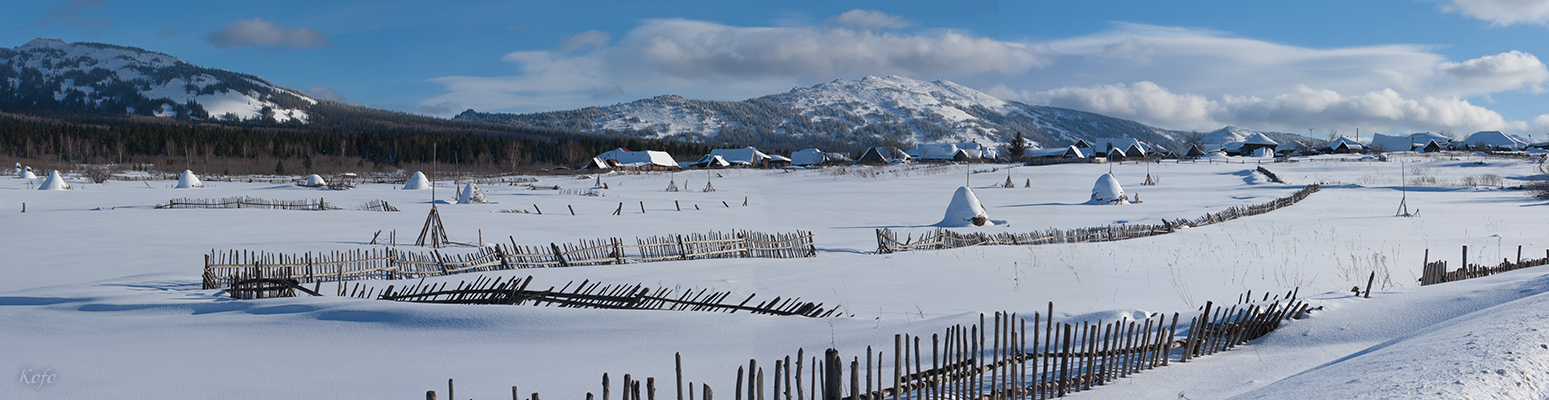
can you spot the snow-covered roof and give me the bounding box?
[1465,131,1527,149]
[1244,133,1278,146]
[1028,147,1068,158]
[709,147,771,165]
[1091,138,1149,153]
[791,148,828,166]
[908,142,990,160]
[596,148,678,168]
[1326,136,1365,150]
[691,155,732,168]
[769,154,791,162]
[1369,133,1415,152]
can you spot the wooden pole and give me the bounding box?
[823,349,841,400]
[1364,271,1375,298]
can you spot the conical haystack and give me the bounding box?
[937,186,992,227]
[456,183,488,204]
[403,171,430,190]
[20,166,37,180]
[176,170,204,188]
[1089,173,1128,205]
[38,170,70,190]
[302,174,327,187]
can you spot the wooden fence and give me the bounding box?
[202,230,817,291]
[157,196,341,210]
[1419,245,1549,286]
[878,184,1320,253]
[352,275,840,318]
[425,295,1312,400]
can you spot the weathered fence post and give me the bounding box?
[678,235,689,260]
[823,349,841,400]
[1363,271,1375,298]
[740,233,753,258]
[552,243,570,268]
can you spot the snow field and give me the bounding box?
[1,153,1546,398]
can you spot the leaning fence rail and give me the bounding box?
[157,196,342,210]
[203,230,817,291]
[878,184,1319,253]
[423,291,1312,400]
[326,275,841,318]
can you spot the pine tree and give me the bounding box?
[1007,131,1027,159]
[274,159,286,175]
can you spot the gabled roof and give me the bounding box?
[1243,133,1278,146]
[709,147,771,165]
[690,155,732,168]
[791,148,827,165]
[1465,131,1527,149]
[1326,136,1365,150]
[908,142,991,160]
[596,148,678,167]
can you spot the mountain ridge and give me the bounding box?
[455,75,1317,153]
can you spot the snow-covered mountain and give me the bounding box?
[455,75,1190,151]
[0,38,314,123]
[1196,126,1323,151]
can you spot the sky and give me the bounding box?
[6,0,1549,138]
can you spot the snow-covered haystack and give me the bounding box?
[937,186,991,227]
[1089,173,1128,205]
[19,166,37,180]
[175,170,204,188]
[456,183,488,204]
[403,171,430,190]
[38,170,70,190]
[301,174,326,187]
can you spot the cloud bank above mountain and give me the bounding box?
[423,9,1549,135]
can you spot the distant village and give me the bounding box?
[581,130,1549,171]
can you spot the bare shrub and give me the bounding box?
[1479,174,1503,187]
[84,166,111,184]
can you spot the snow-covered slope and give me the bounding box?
[1198,125,1321,151]
[455,75,1191,152]
[0,38,314,123]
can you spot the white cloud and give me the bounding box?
[827,9,912,30]
[1443,0,1549,26]
[1028,82,1215,129]
[1025,81,1526,134]
[1436,50,1549,94]
[207,18,331,50]
[555,30,610,55]
[423,15,1045,115]
[422,16,1548,135]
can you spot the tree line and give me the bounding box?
[0,114,713,175]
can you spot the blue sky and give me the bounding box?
[6,0,1549,138]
